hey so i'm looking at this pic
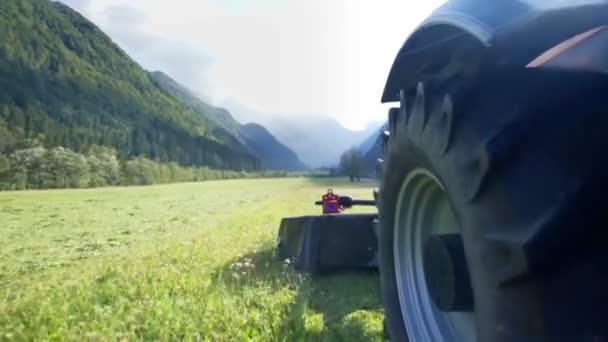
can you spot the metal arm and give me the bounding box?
[315,196,376,208]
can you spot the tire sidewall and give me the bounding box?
[379,136,445,341]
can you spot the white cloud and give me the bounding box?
[60,0,446,130]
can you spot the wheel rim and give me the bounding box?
[393,168,477,342]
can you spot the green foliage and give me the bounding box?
[44,146,90,188]
[86,146,120,187]
[0,0,259,170]
[0,178,382,340]
[2,146,90,189]
[0,154,9,189]
[123,156,159,186]
[0,119,16,152]
[9,147,46,189]
[0,146,298,191]
[340,147,365,182]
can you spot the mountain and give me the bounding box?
[240,123,306,171]
[266,117,375,168]
[359,123,386,155]
[0,0,258,170]
[224,100,378,168]
[149,71,241,138]
[360,124,386,176]
[150,72,307,171]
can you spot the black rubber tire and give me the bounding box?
[378,69,608,342]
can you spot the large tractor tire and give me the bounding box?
[378,69,608,341]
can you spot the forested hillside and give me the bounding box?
[150,71,307,171]
[0,0,258,171]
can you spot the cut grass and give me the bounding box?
[0,178,383,341]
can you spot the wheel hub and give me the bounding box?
[423,234,474,312]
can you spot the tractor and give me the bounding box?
[280,1,608,341]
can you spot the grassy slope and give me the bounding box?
[0,178,382,341]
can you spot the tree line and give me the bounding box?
[0,144,292,191]
[339,147,366,182]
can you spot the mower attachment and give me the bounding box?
[277,213,378,274]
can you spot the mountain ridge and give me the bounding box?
[150,71,307,171]
[223,100,378,167]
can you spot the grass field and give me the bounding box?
[0,178,383,341]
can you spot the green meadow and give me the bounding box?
[0,178,383,341]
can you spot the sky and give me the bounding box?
[59,0,446,130]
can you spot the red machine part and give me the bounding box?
[321,189,342,214]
